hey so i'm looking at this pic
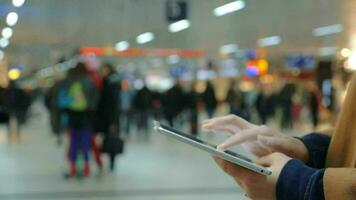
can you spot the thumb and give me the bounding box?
[258,135,290,153]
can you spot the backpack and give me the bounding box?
[67,81,88,112]
[58,80,88,112]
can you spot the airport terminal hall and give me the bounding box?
[1,0,356,200]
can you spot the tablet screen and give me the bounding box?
[160,124,252,162]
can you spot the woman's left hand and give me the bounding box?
[213,153,291,200]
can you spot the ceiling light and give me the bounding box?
[345,52,356,71]
[2,27,13,39]
[136,32,155,44]
[257,36,281,47]
[169,19,191,32]
[220,44,238,54]
[313,24,343,37]
[12,0,25,7]
[341,48,351,57]
[115,41,129,51]
[8,68,21,80]
[6,12,18,26]
[214,0,245,16]
[318,47,337,57]
[0,38,9,48]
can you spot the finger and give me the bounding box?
[212,156,252,179]
[207,126,236,135]
[217,127,263,151]
[202,115,250,131]
[258,135,293,154]
[255,154,275,166]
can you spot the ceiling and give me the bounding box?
[0,0,351,71]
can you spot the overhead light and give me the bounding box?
[313,24,343,37]
[257,36,281,47]
[136,32,155,44]
[6,12,18,26]
[220,44,238,54]
[169,19,191,32]
[341,48,351,58]
[8,68,21,80]
[318,47,337,57]
[345,52,356,71]
[2,27,13,39]
[0,38,9,48]
[214,0,245,16]
[12,0,25,7]
[115,41,129,51]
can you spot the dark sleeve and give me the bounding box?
[277,159,325,200]
[299,133,331,169]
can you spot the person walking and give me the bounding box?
[202,81,217,118]
[64,62,98,177]
[95,63,121,171]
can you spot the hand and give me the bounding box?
[202,115,308,161]
[213,153,291,200]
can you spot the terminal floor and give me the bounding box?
[0,105,249,200]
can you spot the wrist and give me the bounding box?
[294,138,309,163]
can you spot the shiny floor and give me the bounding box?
[0,103,249,200]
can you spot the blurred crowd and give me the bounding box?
[0,60,324,178]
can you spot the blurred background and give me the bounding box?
[0,0,354,199]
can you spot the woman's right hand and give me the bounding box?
[202,115,309,161]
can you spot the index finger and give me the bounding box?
[202,115,250,131]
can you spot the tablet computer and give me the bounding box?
[153,121,272,176]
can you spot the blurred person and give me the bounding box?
[95,63,121,171]
[162,80,185,127]
[3,81,32,140]
[185,81,200,135]
[63,62,98,177]
[151,90,163,120]
[45,77,66,145]
[0,87,9,125]
[225,80,249,120]
[279,83,296,129]
[255,88,276,124]
[202,81,217,118]
[133,82,153,136]
[291,93,303,129]
[201,73,356,200]
[120,79,135,137]
[308,82,321,129]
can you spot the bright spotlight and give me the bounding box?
[115,41,129,51]
[214,0,245,16]
[257,36,281,47]
[136,32,155,44]
[6,12,18,27]
[0,38,9,48]
[8,68,21,80]
[2,27,13,39]
[345,52,356,71]
[169,19,191,33]
[313,24,343,37]
[341,48,351,58]
[12,0,25,7]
